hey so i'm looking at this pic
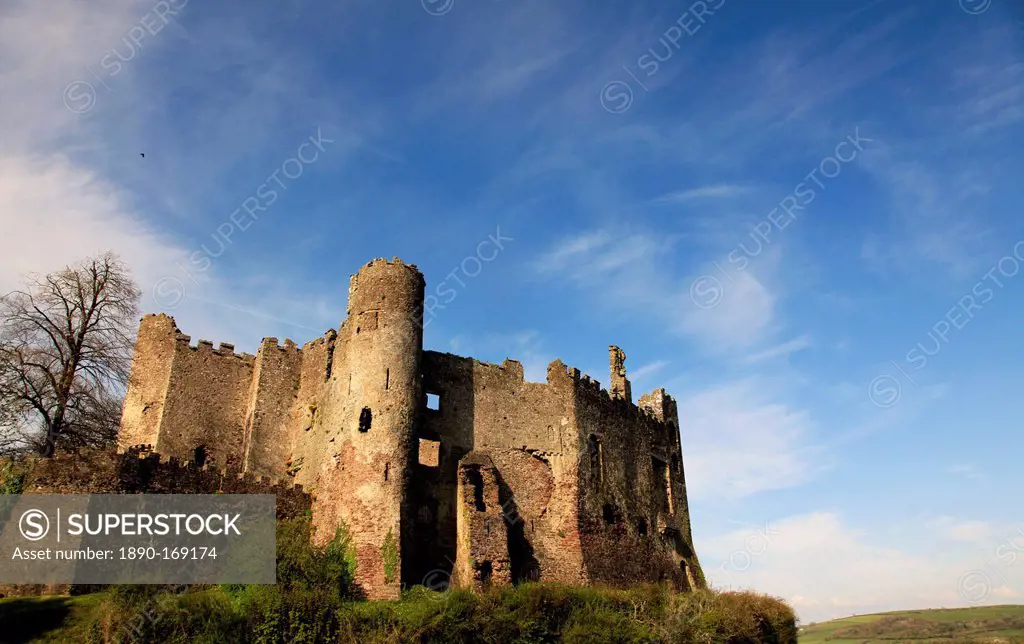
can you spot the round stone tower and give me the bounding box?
[312,258,424,600]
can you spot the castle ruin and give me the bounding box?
[118,258,705,599]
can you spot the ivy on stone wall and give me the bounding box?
[381,529,399,585]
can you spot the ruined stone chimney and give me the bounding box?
[609,345,631,402]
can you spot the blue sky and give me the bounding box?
[2,0,1023,623]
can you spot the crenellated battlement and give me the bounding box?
[141,312,176,324]
[556,363,680,431]
[16,446,311,523]
[579,374,602,392]
[348,256,426,296]
[167,332,257,363]
[122,444,306,493]
[259,336,302,355]
[360,256,421,272]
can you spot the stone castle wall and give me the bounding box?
[118,314,176,449]
[242,338,303,477]
[0,446,311,598]
[414,352,585,588]
[116,257,705,599]
[16,445,309,514]
[159,336,254,472]
[576,381,702,589]
[287,331,335,488]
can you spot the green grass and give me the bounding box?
[0,517,795,642]
[799,605,1024,643]
[0,594,105,643]
[0,583,796,643]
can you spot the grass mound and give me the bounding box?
[1,583,795,643]
[0,516,795,642]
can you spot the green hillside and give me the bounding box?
[799,605,1024,643]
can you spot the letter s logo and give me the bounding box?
[19,509,50,541]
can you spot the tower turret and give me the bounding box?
[311,257,425,599]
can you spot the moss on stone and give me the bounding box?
[381,529,398,584]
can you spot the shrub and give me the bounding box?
[236,585,343,644]
[273,515,356,598]
[662,588,797,643]
[99,516,359,643]
[98,586,243,644]
[0,460,26,494]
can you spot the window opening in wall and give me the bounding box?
[672,454,680,474]
[637,518,648,536]
[192,445,207,468]
[588,434,603,484]
[384,462,389,482]
[385,368,390,390]
[467,468,486,511]
[359,407,372,432]
[479,560,493,585]
[680,562,693,591]
[602,503,619,526]
[652,456,673,514]
[426,392,440,411]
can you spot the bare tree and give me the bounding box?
[0,253,140,456]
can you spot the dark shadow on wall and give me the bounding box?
[405,354,475,590]
[497,476,541,584]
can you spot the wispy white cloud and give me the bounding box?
[535,229,783,352]
[930,517,996,544]
[0,154,182,293]
[855,25,1023,284]
[951,26,1024,135]
[533,230,615,274]
[0,0,348,354]
[858,144,996,281]
[652,183,751,204]
[741,334,813,364]
[702,512,1024,624]
[680,377,823,500]
[679,265,779,351]
[629,360,669,383]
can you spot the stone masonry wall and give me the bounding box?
[574,363,702,590]
[418,352,586,587]
[17,446,309,516]
[242,338,303,478]
[118,314,177,450]
[452,452,511,591]
[0,446,312,598]
[288,330,336,489]
[154,333,254,472]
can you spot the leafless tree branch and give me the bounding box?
[0,252,140,456]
